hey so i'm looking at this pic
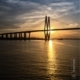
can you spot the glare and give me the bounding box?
[50,30,54,34]
[50,27,55,34]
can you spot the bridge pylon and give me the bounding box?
[44,16,50,41]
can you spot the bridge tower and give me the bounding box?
[44,16,50,41]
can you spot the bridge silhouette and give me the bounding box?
[0,16,80,41]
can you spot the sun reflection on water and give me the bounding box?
[48,40,54,61]
[47,40,56,78]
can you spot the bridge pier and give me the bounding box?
[10,33,12,39]
[19,33,20,39]
[6,34,8,39]
[44,16,50,41]
[29,32,31,40]
[14,33,17,39]
[24,32,26,40]
[1,34,4,38]
[0,34,4,38]
[19,32,23,39]
[21,33,22,39]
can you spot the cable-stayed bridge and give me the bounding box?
[0,16,80,41]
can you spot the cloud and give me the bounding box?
[0,0,79,33]
[69,23,79,27]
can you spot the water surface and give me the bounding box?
[0,40,80,80]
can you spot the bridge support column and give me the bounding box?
[19,33,21,39]
[24,32,26,40]
[29,32,31,40]
[1,34,4,38]
[44,16,50,41]
[14,33,17,39]
[10,33,12,39]
[19,33,22,39]
[21,33,22,39]
[6,34,8,39]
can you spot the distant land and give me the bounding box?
[0,37,80,40]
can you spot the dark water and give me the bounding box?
[0,40,80,80]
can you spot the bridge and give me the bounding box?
[0,16,80,41]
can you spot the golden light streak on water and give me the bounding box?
[47,40,57,79]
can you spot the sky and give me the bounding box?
[0,0,80,38]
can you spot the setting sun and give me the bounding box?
[50,27,55,34]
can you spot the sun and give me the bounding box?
[50,30,53,34]
[50,27,55,34]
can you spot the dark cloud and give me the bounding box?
[0,0,42,31]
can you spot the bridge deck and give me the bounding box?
[0,28,80,35]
